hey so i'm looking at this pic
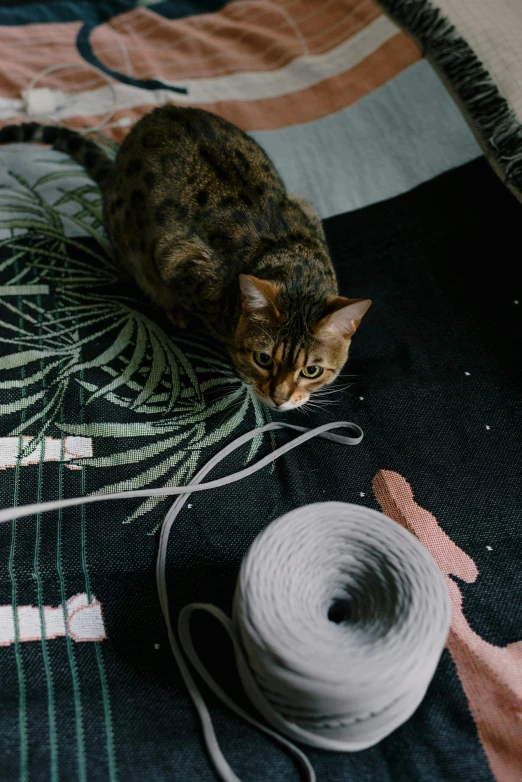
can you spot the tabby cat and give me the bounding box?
[0,107,371,410]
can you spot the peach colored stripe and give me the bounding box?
[90,0,381,81]
[33,31,420,141]
[100,0,374,54]
[373,470,522,782]
[0,1,380,101]
[184,34,420,132]
[0,22,101,98]
[0,22,117,98]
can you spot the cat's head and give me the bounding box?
[230,275,371,410]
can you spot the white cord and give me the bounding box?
[22,61,128,136]
[0,422,361,524]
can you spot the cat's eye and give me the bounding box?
[301,365,323,379]
[253,351,273,368]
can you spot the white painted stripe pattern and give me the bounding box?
[167,15,398,102]
[0,593,106,646]
[0,436,93,470]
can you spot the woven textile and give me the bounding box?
[0,2,520,781]
[379,0,522,200]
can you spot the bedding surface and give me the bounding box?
[0,2,520,781]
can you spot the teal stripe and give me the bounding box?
[94,643,118,782]
[79,374,117,780]
[9,444,28,782]
[57,412,87,782]
[34,440,59,781]
[34,291,58,780]
[11,265,28,782]
[80,453,92,602]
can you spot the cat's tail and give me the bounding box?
[0,122,113,186]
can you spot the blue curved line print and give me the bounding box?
[76,21,188,95]
[0,0,229,96]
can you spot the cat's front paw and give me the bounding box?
[166,308,189,329]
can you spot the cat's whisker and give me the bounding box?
[210,396,241,407]
[303,406,324,417]
[321,382,355,391]
[208,387,247,406]
[200,357,235,375]
[224,403,244,415]
[310,395,346,404]
[312,387,350,396]
[300,399,322,411]
[216,397,245,415]
[312,388,347,397]
[307,394,341,407]
[208,384,243,397]
[310,390,348,400]
[205,390,240,403]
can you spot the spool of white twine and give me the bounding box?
[176,502,450,781]
[235,502,450,749]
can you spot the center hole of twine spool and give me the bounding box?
[328,598,352,624]
[327,557,404,635]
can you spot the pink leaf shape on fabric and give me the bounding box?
[373,470,522,782]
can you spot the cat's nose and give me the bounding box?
[271,395,288,407]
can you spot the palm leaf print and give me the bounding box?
[0,147,271,523]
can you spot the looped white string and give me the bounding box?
[22,61,126,135]
[0,421,362,525]
[0,421,450,782]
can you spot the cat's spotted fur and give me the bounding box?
[0,107,371,409]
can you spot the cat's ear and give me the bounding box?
[316,297,371,338]
[239,275,280,320]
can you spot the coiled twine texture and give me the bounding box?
[232,502,450,752]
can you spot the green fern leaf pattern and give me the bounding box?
[0,146,271,524]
